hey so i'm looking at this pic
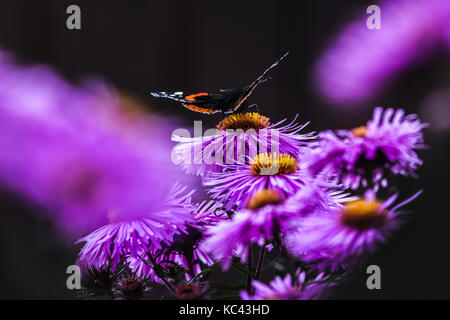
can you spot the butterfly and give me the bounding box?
[151,52,289,115]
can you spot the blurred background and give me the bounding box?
[0,0,449,299]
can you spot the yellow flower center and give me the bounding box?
[341,198,386,229]
[250,153,298,176]
[216,112,271,131]
[351,126,368,138]
[247,189,284,210]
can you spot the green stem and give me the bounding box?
[254,245,266,281]
[142,253,176,294]
[246,248,253,292]
[275,236,292,266]
[231,263,255,277]
[186,253,196,278]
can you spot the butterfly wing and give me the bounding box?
[231,52,290,112]
[151,91,225,114]
[151,52,289,114]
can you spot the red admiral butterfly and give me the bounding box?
[151,52,289,115]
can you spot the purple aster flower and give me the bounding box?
[172,113,313,178]
[127,247,214,284]
[241,269,327,300]
[0,52,191,237]
[76,183,196,271]
[315,0,450,105]
[307,107,427,190]
[286,190,423,271]
[126,199,222,282]
[200,186,352,269]
[204,152,313,211]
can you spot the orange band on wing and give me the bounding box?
[233,90,254,111]
[185,92,209,101]
[183,103,215,114]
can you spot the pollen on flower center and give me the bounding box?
[340,198,386,229]
[250,153,298,176]
[351,126,368,138]
[247,189,284,210]
[216,112,271,131]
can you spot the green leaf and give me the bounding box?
[187,264,217,284]
[231,263,255,277]
[210,282,245,291]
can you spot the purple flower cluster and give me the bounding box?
[74,106,424,299]
[307,107,427,190]
[200,186,352,269]
[0,50,426,300]
[163,106,425,299]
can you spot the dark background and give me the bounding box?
[0,0,448,299]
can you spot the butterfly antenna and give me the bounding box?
[273,51,290,67]
[260,51,290,78]
[247,52,289,90]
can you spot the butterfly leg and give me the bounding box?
[222,110,231,119]
[259,77,271,84]
[223,110,235,117]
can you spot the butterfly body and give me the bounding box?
[151,52,289,115]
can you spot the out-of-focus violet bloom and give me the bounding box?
[286,190,422,271]
[172,113,313,179]
[241,269,328,300]
[315,0,450,105]
[200,186,352,269]
[76,184,196,271]
[307,107,426,190]
[0,52,190,237]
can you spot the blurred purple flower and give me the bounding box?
[286,190,422,271]
[0,52,190,237]
[315,0,450,105]
[307,107,426,190]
